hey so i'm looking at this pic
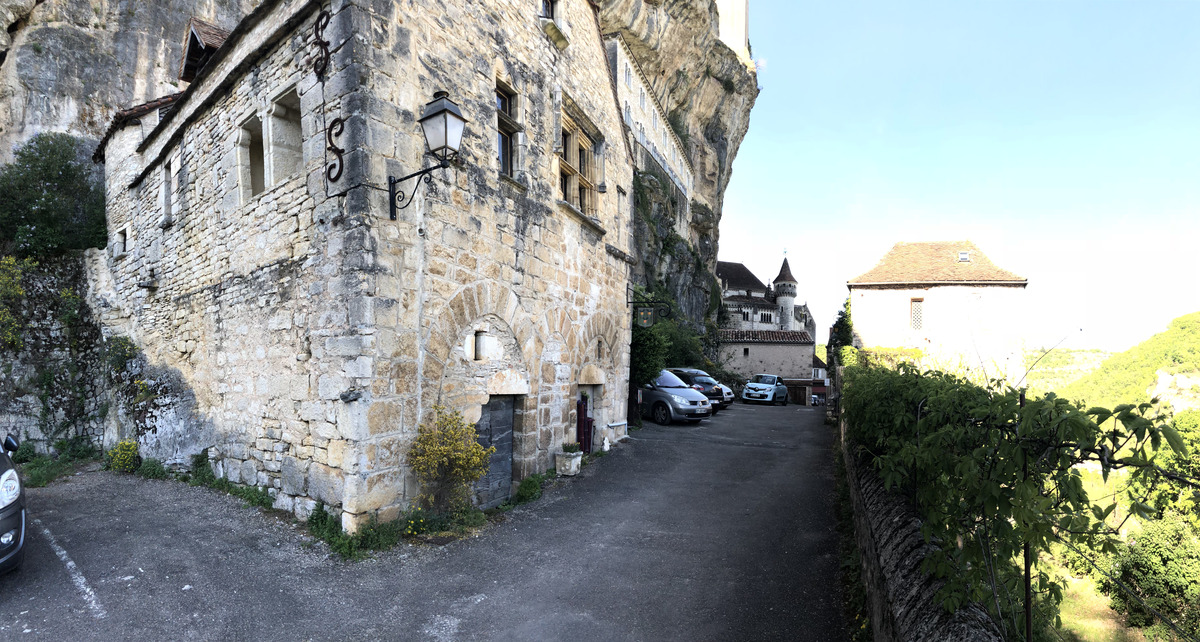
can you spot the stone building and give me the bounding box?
[715,258,816,401]
[847,241,1028,382]
[88,0,642,529]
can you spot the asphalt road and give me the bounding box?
[0,402,848,641]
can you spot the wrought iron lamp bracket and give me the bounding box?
[388,158,452,220]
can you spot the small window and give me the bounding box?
[640,88,645,110]
[625,64,632,88]
[760,312,772,323]
[474,330,486,361]
[114,229,128,257]
[911,298,924,330]
[161,158,174,227]
[624,102,630,122]
[741,309,749,322]
[267,90,303,185]
[238,115,265,201]
[540,0,555,19]
[743,347,749,357]
[958,251,970,262]
[496,82,521,178]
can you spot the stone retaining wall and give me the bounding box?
[840,418,1004,642]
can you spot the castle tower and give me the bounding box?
[773,258,797,331]
[714,0,752,66]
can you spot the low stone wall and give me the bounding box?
[840,419,1004,642]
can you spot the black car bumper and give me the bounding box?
[0,501,26,574]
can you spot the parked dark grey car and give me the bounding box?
[1,434,26,575]
[668,368,730,413]
[641,370,712,425]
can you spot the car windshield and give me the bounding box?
[695,376,717,385]
[654,370,688,388]
[751,375,776,385]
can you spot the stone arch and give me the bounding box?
[572,311,624,379]
[419,280,553,482]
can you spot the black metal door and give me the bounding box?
[474,396,514,509]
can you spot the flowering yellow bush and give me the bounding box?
[105,439,141,473]
[407,406,494,513]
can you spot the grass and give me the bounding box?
[1058,573,1146,642]
[16,437,99,487]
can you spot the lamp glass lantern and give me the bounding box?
[419,91,467,163]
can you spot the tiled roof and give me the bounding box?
[723,294,775,307]
[190,18,231,49]
[180,18,233,83]
[92,93,183,162]
[813,354,827,369]
[719,329,814,344]
[848,241,1026,286]
[773,258,796,284]
[716,261,767,292]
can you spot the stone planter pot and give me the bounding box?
[555,450,583,476]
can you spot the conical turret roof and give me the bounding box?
[773,258,797,284]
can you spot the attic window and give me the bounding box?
[179,19,231,83]
[958,251,970,262]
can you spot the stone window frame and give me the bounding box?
[911,298,924,330]
[495,77,525,183]
[159,152,179,229]
[743,347,750,357]
[112,226,130,259]
[539,0,569,50]
[557,115,599,216]
[625,63,632,89]
[234,84,305,207]
[759,311,773,324]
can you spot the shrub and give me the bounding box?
[0,133,106,258]
[11,440,36,464]
[407,406,494,514]
[104,335,140,373]
[20,456,72,488]
[1100,512,1200,635]
[515,474,544,504]
[0,256,35,349]
[189,449,217,486]
[561,442,581,453]
[136,457,170,480]
[105,439,141,473]
[54,436,96,461]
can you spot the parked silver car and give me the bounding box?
[641,370,712,425]
[742,373,789,405]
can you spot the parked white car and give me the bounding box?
[741,373,789,405]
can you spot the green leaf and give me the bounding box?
[1162,425,1188,456]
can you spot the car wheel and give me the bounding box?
[782,394,788,406]
[653,403,672,426]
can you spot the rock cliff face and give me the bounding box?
[0,0,255,161]
[598,0,758,327]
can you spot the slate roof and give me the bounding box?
[719,329,814,344]
[848,241,1026,286]
[92,93,183,162]
[716,261,767,292]
[723,295,776,307]
[773,258,796,284]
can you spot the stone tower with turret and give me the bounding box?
[773,258,797,331]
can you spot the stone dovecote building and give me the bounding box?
[89,0,637,530]
[847,241,1028,382]
[716,258,817,401]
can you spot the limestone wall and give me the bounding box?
[719,342,814,381]
[0,257,108,449]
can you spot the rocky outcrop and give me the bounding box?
[598,0,757,328]
[0,0,255,160]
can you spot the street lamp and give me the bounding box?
[389,91,468,220]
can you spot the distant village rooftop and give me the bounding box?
[718,329,814,344]
[848,241,1027,287]
[716,260,768,292]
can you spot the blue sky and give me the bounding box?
[718,0,1200,352]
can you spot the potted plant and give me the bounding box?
[555,442,583,476]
